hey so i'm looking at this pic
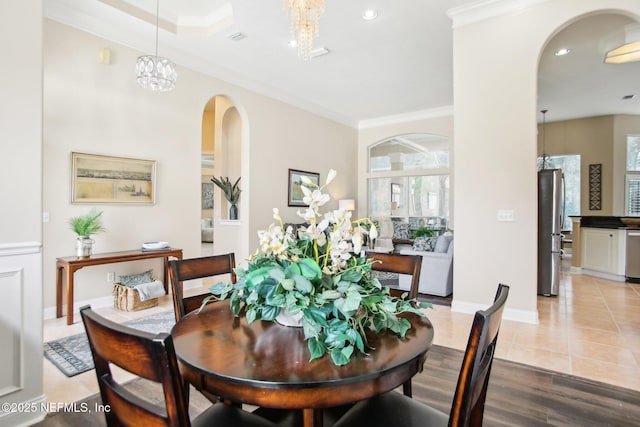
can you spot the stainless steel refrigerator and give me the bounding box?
[538,169,563,296]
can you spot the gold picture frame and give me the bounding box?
[71,152,156,204]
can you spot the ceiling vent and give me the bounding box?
[309,47,330,59]
[228,32,246,41]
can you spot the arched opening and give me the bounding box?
[201,95,243,256]
[536,12,640,297]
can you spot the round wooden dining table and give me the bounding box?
[171,300,434,427]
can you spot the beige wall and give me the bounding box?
[451,0,640,322]
[0,2,45,425]
[538,116,615,215]
[42,19,357,314]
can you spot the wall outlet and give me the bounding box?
[107,272,115,282]
[497,209,515,222]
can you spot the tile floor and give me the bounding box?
[42,258,640,406]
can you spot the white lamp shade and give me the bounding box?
[339,199,355,211]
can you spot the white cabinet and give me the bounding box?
[581,227,627,279]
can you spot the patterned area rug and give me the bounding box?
[44,310,175,377]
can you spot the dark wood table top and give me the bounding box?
[172,300,434,421]
[56,247,182,265]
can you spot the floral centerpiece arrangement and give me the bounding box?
[203,170,430,366]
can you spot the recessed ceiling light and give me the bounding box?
[288,39,298,48]
[554,48,571,56]
[362,9,378,20]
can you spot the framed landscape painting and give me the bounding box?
[288,169,319,206]
[71,152,156,204]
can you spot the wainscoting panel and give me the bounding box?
[0,266,24,396]
[0,242,45,427]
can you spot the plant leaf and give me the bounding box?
[308,338,326,361]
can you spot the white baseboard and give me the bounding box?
[451,300,538,324]
[570,266,582,274]
[43,283,200,320]
[0,394,46,427]
[580,269,625,282]
[43,295,114,320]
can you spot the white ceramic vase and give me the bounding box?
[275,309,303,327]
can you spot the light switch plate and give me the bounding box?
[497,209,515,222]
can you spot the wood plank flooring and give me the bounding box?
[35,344,640,427]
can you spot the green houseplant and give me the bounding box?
[69,209,105,257]
[202,170,430,366]
[211,176,241,220]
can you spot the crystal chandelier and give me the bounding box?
[284,0,326,60]
[135,0,177,92]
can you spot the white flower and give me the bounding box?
[325,169,337,186]
[352,227,363,254]
[300,175,318,187]
[303,189,330,210]
[369,223,378,239]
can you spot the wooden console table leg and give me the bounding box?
[65,267,75,325]
[56,264,63,318]
[163,256,169,294]
[302,408,322,427]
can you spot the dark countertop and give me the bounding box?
[578,216,640,229]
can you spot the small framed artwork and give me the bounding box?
[202,182,214,209]
[589,163,602,210]
[71,152,156,204]
[288,169,320,206]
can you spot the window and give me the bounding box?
[537,154,580,231]
[368,134,450,232]
[626,135,640,216]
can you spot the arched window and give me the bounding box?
[368,134,450,234]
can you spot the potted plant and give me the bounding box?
[211,176,241,220]
[413,227,437,238]
[69,209,105,257]
[202,170,430,366]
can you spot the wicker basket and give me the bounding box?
[113,283,159,311]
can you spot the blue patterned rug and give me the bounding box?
[44,310,175,377]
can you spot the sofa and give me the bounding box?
[201,218,213,243]
[398,234,453,297]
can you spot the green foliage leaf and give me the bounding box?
[308,338,326,362]
[297,258,322,280]
[330,347,351,366]
[261,305,279,321]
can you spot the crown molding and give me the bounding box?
[447,0,549,29]
[358,105,454,130]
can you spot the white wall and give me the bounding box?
[42,20,357,315]
[449,0,640,322]
[0,2,46,426]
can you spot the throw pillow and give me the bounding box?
[413,236,436,251]
[433,235,453,253]
[118,269,154,288]
[392,222,411,240]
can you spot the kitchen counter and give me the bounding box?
[579,215,640,229]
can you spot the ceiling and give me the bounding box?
[44,0,640,126]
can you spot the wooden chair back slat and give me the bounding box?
[366,252,422,299]
[449,283,509,427]
[168,253,236,322]
[80,305,190,427]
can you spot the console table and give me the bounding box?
[56,248,183,325]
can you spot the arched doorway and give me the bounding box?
[201,95,243,256]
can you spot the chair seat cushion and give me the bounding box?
[193,403,278,427]
[334,391,449,427]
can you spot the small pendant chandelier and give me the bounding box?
[284,0,326,60]
[135,0,177,92]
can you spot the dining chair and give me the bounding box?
[365,251,423,397]
[366,251,422,300]
[168,253,236,322]
[79,305,277,427]
[333,284,510,427]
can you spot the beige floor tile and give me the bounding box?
[569,339,638,367]
[504,344,572,374]
[571,355,640,392]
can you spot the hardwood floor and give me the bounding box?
[35,344,640,426]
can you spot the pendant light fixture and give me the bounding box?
[135,0,177,92]
[539,109,549,170]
